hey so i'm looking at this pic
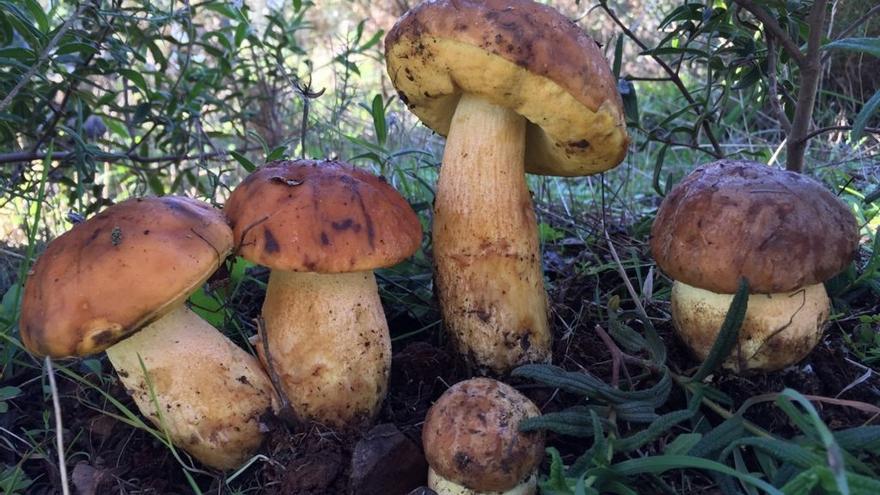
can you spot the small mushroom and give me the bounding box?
[650,160,860,372]
[386,0,629,374]
[422,378,545,495]
[225,159,422,429]
[19,197,274,470]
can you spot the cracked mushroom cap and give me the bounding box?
[385,0,629,177]
[422,378,545,492]
[650,160,859,294]
[225,159,423,273]
[20,197,234,358]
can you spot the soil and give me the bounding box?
[2,219,879,494]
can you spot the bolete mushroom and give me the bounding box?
[224,159,422,429]
[650,160,859,372]
[386,0,629,374]
[19,197,274,469]
[422,378,545,495]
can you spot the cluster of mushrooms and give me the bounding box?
[17,0,860,493]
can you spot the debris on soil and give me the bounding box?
[349,423,427,495]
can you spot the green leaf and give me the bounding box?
[520,407,597,437]
[689,277,749,382]
[689,416,745,458]
[725,437,823,468]
[56,41,98,57]
[665,433,702,455]
[612,34,624,79]
[607,455,782,495]
[613,408,695,452]
[119,69,149,95]
[266,145,286,162]
[22,0,47,33]
[823,37,880,58]
[371,94,387,146]
[652,143,669,197]
[851,89,880,142]
[834,426,880,452]
[230,150,256,172]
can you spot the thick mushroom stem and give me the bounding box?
[428,468,537,495]
[433,93,551,374]
[105,305,273,470]
[671,281,830,372]
[260,269,391,429]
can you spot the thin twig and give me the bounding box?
[254,317,299,426]
[0,4,88,113]
[832,4,880,42]
[0,147,260,166]
[45,357,70,495]
[766,37,793,134]
[797,125,880,144]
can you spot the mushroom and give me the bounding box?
[19,197,274,470]
[386,0,629,374]
[650,160,859,372]
[224,159,422,429]
[422,378,545,495]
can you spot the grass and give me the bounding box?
[1,0,879,493]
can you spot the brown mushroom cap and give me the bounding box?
[651,160,859,294]
[20,197,233,358]
[385,0,629,176]
[422,378,545,492]
[225,159,422,273]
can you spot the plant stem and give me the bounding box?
[786,0,829,172]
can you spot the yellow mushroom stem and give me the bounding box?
[259,269,391,429]
[428,467,537,495]
[671,281,830,372]
[105,305,273,470]
[433,93,551,375]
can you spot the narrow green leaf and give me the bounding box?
[689,416,745,458]
[229,150,256,172]
[22,0,47,33]
[614,408,695,452]
[371,94,387,146]
[119,69,149,95]
[823,37,880,58]
[652,143,669,197]
[689,278,749,382]
[612,34,624,79]
[266,145,286,162]
[608,455,782,495]
[851,89,880,142]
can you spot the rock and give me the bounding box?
[349,423,427,495]
[71,462,110,495]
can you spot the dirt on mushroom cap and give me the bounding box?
[385,0,629,176]
[19,196,233,358]
[225,159,423,273]
[422,378,545,492]
[650,159,859,294]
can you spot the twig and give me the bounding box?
[598,2,724,158]
[797,125,880,143]
[0,147,260,166]
[766,37,793,134]
[254,317,299,426]
[732,0,807,67]
[0,4,88,113]
[45,357,70,495]
[786,0,830,172]
[832,4,880,42]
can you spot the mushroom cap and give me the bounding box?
[422,378,545,492]
[225,159,422,273]
[385,0,628,177]
[651,160,859,294]
[20,197,233,358]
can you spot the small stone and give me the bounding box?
[349,423,427,495]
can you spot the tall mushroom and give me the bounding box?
[224,159,422,429]
[19,197,274,470]
[422,378,545,495]
[651,160,859,371]
[386,0,629,374]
